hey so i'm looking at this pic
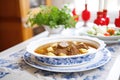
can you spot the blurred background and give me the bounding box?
[0,0,119,51]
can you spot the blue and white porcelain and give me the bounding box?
[35,53,95,66]
[26,36,106,66]
[23,49,111,72]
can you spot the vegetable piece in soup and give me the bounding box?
[34,41,97,56]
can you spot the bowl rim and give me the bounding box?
[26,36,106,58]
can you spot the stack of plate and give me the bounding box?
[23,36,111,72]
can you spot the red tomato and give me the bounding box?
[107,28,115,35]
[104,32,110,36]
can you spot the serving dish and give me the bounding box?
[23,48,111,72]
[77,25,120,43]
[26,36,105,66]
[87,35,120,44]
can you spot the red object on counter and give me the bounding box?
[94,10,110,26]
[72,8,76,16]
[114,10,120,28]
[72,8,79,22]
[94,11,105,26]
[103,9,110,26]
[82,4,90,26]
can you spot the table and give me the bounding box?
[0,23,120,80]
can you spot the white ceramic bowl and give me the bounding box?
[26,36,106,66]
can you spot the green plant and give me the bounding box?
[27,5,76,29]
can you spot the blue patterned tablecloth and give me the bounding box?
[0,42,120,80]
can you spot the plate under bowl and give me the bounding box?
[23,48,111,72]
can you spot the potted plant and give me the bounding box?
[26,5,76,35]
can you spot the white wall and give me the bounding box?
[51,0,120,24]
[51,0,74,8]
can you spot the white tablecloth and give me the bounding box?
[0,24,120,80]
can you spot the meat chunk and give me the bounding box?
[77,43,89,49]
[69,44,80,55]
[54,48,68,56]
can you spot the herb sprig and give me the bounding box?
[27,6,76,29]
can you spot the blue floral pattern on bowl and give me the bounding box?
[23,48,111,72]
[35,53,95,66]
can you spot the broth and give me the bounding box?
[34,41,97,56]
